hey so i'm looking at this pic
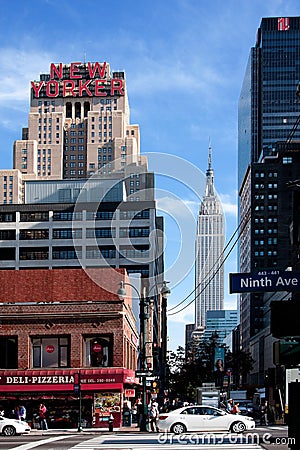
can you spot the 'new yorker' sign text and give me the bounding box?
[31,61,124,98]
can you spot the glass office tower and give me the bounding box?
[238,17,300,359]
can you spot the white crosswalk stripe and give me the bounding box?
[69,433,264,449]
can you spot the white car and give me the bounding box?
[0,416,31,436]
[157,405,255,434]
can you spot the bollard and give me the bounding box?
[108,413,114,432]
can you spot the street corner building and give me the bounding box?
[0,58,167,428]
[0,267,139,429]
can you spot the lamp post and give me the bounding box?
[117,280,170,432]
[159,281,171,404]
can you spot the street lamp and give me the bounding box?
[117,280,171,431]
[159,281,171,404]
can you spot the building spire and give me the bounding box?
[205,141,214,197]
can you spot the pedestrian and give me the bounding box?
[38,403,48,430]
[231,402,241,414]
[19,405,26,421]
[227,398,234,413]
[136,399,143,428]
[260,401,269,426]
[148,404,158,432]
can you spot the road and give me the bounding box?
[0,425,292,450]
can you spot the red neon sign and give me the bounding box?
[31,61,124,98]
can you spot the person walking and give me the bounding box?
[19,405,26,421]
[38,403,48,430]
[231,402,241,414]
[260,401,269,426]
[148,404,158,432]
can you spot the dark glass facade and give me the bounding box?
[238,17,300,360]
[238,16,300,189]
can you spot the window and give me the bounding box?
[84,336,112,367]
[86,211,114,220]
[19,248,49,260]
[52,247,80,259]
[32,337,69,368]
[86,228,115,238]
[20,212,49,222]
[0,337,18,368]
[19,229,49,240]
[52,228,82,239]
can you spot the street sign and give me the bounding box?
[229,271,300,293]
[135,370,153,377]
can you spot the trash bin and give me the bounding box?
[122,411,132,426]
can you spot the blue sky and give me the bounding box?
[0,0,299,350]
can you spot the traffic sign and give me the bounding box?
[135,370,153,377]
[229,270,300,293]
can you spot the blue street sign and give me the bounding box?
[229,271,300,293]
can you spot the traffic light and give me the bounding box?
[152,342,160,366]
[151,380,158,390]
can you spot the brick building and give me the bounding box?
[0,267,139,428]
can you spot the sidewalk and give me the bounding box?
[30,425,142,435]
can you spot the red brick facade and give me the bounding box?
[0,268,139,428]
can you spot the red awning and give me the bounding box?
[0,383,123,392]
[0,368,136,393]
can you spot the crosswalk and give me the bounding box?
[70,433,265,449]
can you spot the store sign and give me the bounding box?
[0,375,75,385]
[229,270,300,293]
[31,61,124,98]
[92,344,102,353]
[46,345,55,353]
[0,370,135,387]
[125,389,135,397]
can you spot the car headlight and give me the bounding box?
[244,416,254,421]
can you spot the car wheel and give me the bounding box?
[2,425,16,436]
[230,421,246,433]
[171,422,187,434]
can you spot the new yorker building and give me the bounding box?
[0,60,147,203]
[238,17,300,385]
[0,61,166,416]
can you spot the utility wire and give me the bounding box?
[167,210,246,312]
[168,208,251,316]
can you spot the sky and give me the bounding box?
[0,0,299,351]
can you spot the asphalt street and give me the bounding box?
[0,425,292,450]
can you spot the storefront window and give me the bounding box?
[84,336,112,367]
[32,337,69,368]
[0,336,18,369]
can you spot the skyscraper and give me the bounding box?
[194,146,225,332]
[238,17,300,383]
[0,60,148,204]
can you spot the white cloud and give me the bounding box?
[0,48,53,103]
[219,192,238,216]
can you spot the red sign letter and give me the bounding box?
[31,81,45,98]
[70,62,82,79]
[63,80,76,97]
[50,63,63,79]
[88,62,107,79]
[79,79,92,97]
[111,78,124,96]
[95,79,107,96]
[46,80,59,97]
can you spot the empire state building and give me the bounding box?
[194,146,225,331]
